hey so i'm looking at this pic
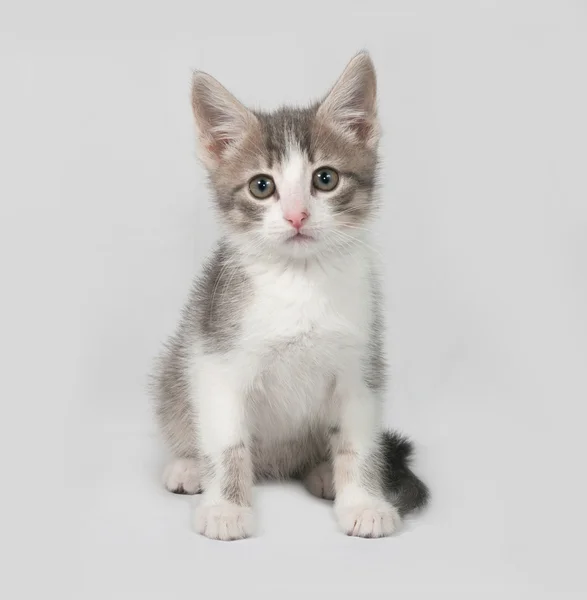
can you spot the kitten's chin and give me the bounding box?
[228,231,326,261]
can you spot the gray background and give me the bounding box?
[1,1,586,598]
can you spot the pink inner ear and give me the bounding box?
[206,138,231,160]
[349,116,373,142]
[206,141,220,157]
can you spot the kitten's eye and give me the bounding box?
[312,167,339,192]
[248,175,275,199]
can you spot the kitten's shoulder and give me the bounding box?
[181,239,252,353]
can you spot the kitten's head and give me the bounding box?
[191,52,379,260]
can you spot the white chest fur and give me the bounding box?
[238,254,374,437]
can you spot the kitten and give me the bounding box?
[152,52,429,540]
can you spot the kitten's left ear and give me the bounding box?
[317,52,379,147]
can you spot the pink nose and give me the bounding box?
[284,211,308,231]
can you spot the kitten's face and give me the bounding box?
[191,53,379,260]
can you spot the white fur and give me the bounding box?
[276,144,310,217]
[241,250,372,437]
[335,498,400,538]
[190,353,252,511]
[193,501,254,541]
[163,458,201,494]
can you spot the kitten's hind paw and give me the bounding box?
[163,458,202,495]
[303,462,335,500]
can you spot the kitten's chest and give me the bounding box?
[241,262,371,358]
[239,261,373,436]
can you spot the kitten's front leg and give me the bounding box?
[191,355,254,541]
[331,375,400,538]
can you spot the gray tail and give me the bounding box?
[380,430,430,516]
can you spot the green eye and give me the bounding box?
[248,175,275,199]
[312,167,339,192]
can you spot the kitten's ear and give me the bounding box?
[317,52,379,147]
[191,71,257,169]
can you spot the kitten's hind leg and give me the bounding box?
[303,461,335,500]
[163,457,202,495]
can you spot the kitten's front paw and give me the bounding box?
[193,502,253,541]
[335,498,400,538]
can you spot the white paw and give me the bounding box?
[163,458,202,494]
[193,502,254,541]
[304,462,335,500]
[335,498,401,538]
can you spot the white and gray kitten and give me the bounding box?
[152,52,428,540]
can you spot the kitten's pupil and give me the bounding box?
[257,179,268,191]
[319,171,331,184]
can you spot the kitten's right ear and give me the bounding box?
[191,71,257,170]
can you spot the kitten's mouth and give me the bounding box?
[287,232,314,243]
